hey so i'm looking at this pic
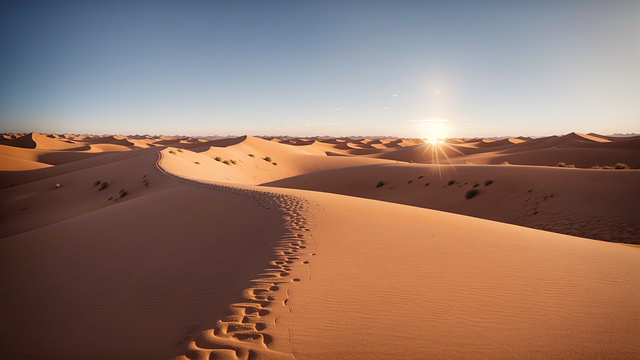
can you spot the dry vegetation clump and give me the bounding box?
[408,180,413,184]
[465,188,478,199]
[591,165,603,169]
[248,153,255,157]
[264,156,272,162]
[177,149,183,152]
[214,157,222,162]
[473,183,479,188]
[501,161,509,165]
[484,180,493,186]
[448,180,455,186]
[614,163,629,169]
[230,159,237,165]
[272,162,278,166]
[376,181,385,188]
[169,150,176,155]
[94,180,101,186]
[99,181,109,191]
[195,161,200,165]
[418,175,424,179]
[119,189,128,198]
[557,162,566,167]
[223,160,231,165]
[566,164,576,168]
[424,183,430,186]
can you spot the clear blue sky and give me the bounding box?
[1,0,638,138]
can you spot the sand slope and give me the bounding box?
[264,163,640,243]
[0,153,290,360]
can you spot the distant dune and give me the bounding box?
[1,131,638,359]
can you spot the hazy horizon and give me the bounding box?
[1,1,638,139]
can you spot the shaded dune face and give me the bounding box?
[0,132,638,359]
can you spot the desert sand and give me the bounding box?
[1,132,639,359]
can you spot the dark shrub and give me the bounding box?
[465,188,478,199]
[376,181,385,188]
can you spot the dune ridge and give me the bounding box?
[157,151,312,360]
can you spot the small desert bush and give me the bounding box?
[142,175,146,178]
[409,160,414,163]
[195,161,200,165]
[448,180,455,186]
[215,157,222,162]
[484,180,493,186]
[473,183,479,188]
[120,190,128,198]
[264,156,272,162]
[591,165,603,169]
[100,181,109,190]
[557,162,566,167]
[424,183,430,186]
[465,188,478,199]
[223,160,231,165]
[376,181,385,188]
[463,161,470,164]
[501,161,509,165]
[248,153,255,157]
[614,163,629,169]
[177,149,183,152]
[230,159,237,165]
[418,175,424,179]
[566,164,575,168]
[119,189,125,194]
[272,162,278,166]
[169,150,176,154]
[94,180,101,186]
[408,180,413,184]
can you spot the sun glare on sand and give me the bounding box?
[415,118,465,180]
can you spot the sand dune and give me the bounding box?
[2,132,80,150]
[265,163,640,243]
[1,132,638,359]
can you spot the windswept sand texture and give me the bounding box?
[1,132,639,359]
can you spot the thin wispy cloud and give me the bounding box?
[413,117,450,122]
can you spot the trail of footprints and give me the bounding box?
[157,154,317,360]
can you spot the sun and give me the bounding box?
[418,118,449,143]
